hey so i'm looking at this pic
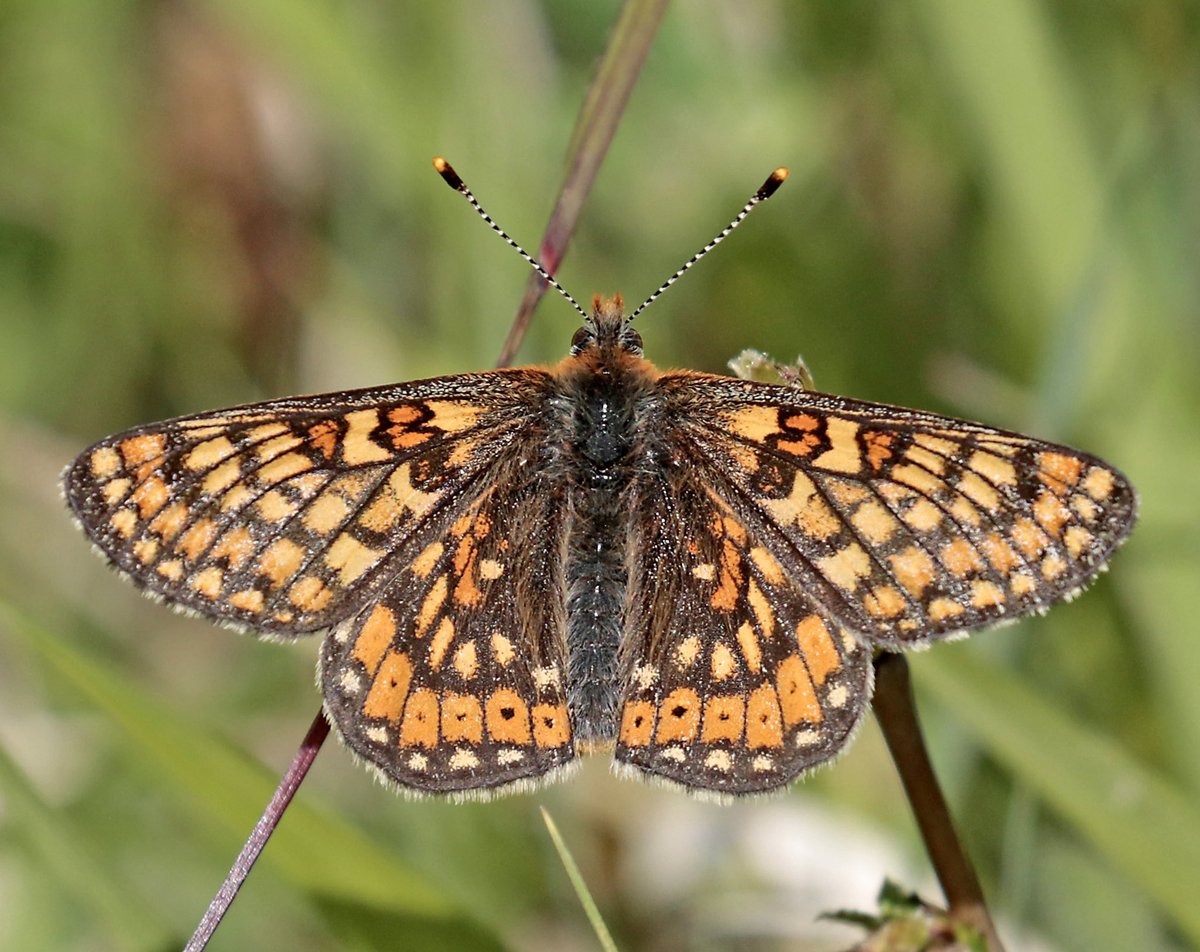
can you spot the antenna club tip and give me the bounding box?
[758,166,790,200]
[432,156,465,191]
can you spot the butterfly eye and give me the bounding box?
[620,326,644,355]
[570,326,594,353]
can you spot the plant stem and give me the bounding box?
[871,652,1005,951]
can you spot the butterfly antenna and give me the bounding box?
[433,157,587,320]
[629,167,789,321]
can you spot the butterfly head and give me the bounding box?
[570,294,644,357]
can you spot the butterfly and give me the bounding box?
[64,161,1136,799]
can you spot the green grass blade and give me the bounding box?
[541,807,619,952]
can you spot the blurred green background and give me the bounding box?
[2,1,1198,950]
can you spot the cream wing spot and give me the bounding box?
[102,478,132,506]
[210,526,255,570]
[254,489,296,521]
[119,433,166,467]
[711,642,738,680]
[304,494,352,533]
[811,416,862,473]
[190,566,224,599]
[449,748,479,770]
[891,463,944,497]
[324,534,383,585]
[902,498,943,532]
[1064,525,1093,558]
[109,509,137,538]
[414,576,448,638]
[411,541,444,578]
[479,558,505,580]
[1071,494,1100,522]
[889,545,935,597]
[132,538,159,564]
[342,410,391,464]
[761,471,841,539]
[704,750,733,772]
[826,685,850,709]
[1041,553,1067,580]
[243,422,289,443]
[491,633,515,666]
[633,664,658,689]
[289,575,332,612]
[256,453,313,486]
[968,449,1018,486]
[956,471,1002,510]
[1083,467,1115,501]
[748,546,785,584]
[90,446,121,478]
[904,444,948,476]
[532,666,561,691]
[735,622,763,673]
[850,499,901,545]
[185,436,236,471]
[203,459,243,496]
[428,617,455,669]
[969,580,1004,609]
[253,432,303,462]
[674,636,701,667]
[229,589,264,612]
[815,543,872,593]
[258,538,306,588]
[452,642,478,679]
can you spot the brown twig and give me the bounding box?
[871,652,1006,951]
[184,711,331,951]
[495,0,670,367]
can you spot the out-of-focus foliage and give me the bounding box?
[1,2,1197,950]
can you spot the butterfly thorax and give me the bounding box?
[556,296,660,746]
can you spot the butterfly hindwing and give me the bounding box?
[64,371,553,636]
[320,457,576,794]
[661,372,1137,647]
[614,466,872,795]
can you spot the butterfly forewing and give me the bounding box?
[65,371,552,636]
[663,373,1137,647]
